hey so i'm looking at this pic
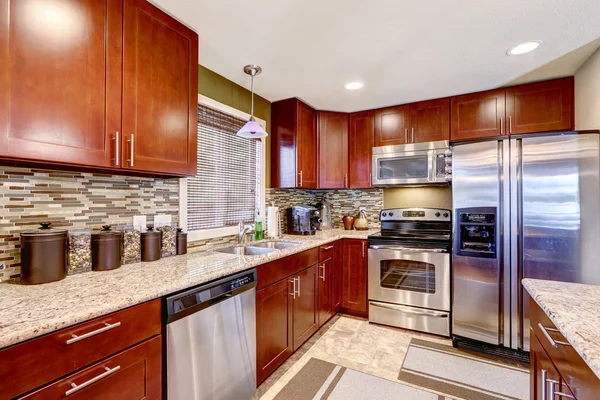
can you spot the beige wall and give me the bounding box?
[575,46,600,130]
[383,187,452,210]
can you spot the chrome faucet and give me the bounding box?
[238,221,254,244]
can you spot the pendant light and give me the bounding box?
[236,64,268,138]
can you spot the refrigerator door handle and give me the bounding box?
[510,138,524,350]
[500,139,511,348]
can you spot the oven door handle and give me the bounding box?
[368,245,446,253]
[370,302,449,318]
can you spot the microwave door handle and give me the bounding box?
[427,150,435,182]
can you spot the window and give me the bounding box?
[180,95,265,240]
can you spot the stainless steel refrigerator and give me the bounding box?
[452,132,600,352]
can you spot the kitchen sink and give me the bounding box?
[215,245,277,256]
[252,241,302,250]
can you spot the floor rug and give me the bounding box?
[398,338,530,400]
[274,357,449,400]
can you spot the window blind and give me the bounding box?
[187,105,261,231]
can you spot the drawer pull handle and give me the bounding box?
[537,323,571,349]
[66,322,121,345]
[547,377,576,399]
[65,365,121,396]
[322,246,334,250]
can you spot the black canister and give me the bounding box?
[141,226,161,262]
[91,225,123,271]
[176,228,188,255]
[20,223,68,284]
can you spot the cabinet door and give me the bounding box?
[293,265,319,350]
[333,240,343,313]
[319,111,348,189]
[506,77,574,135]
[342,239,368,312]
[450,89,506,141]
[409,98,450,143]
[20,336,161,400]
[374,105,410,147]
[0,0,122,168]
[123,0,198,175]
[256,278,294,385]
[349,110,374,188]
[297,101,318,188]
[318,258,334,327]
[530,332,568,400]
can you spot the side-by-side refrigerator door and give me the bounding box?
[452,140,510,346]
[511,133,600,352]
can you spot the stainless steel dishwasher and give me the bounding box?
[165,269,257,400]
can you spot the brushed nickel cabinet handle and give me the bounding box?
[297,275,301,297]
[127,134,135,167]
[537,323,571,348]
[319,264,326,281]
[289,278,296,299]
[323,245,334,250]
[369,172,372,187]
[547,377,575,399]
[411,127,415,143]
[500,118,503,135]
[298,170,303,187]
[66,322,121,345]
[509,116,513,134]
[112,131,120,166]
[344,174,348,188]
[404,128,408,143]
[65,365,121,396]
[542,369,547,400]
[362,241,365,258]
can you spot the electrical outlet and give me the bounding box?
[133,215,147,232]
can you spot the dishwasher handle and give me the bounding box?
[166,269,257,324]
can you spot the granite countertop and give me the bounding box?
[523,279,600,379]
[0,228,378,350]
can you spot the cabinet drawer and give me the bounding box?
[257,247,319,290]
[20,335,162,400]
[0,299,161,399]
[319,243,335,261]
[530,300,600,398]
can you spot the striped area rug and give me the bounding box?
[274,358,449,400]
[398,338,530,400]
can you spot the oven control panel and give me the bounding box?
[380,208,451,222]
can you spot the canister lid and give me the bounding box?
[142,225,161,237]
[176,228,188,237]
[21,222,67,237]
[92,225,122,240]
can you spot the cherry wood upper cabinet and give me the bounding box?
[506,77,574,135]
[0,0,122,168]
[256,278,294,385]
[450,89,506,141]
[409,98,450,143]
[349,110,374,188]
[271,98,318,188]
[342,239,368,313]
[319,111,348,189]
[122,0,198,175]
[374,105,410,147]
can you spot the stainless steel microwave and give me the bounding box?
[372,140,451,186]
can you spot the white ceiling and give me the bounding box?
[150,0,600,112]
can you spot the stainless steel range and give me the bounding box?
[368,208,452,337]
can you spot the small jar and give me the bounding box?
[141,226,161,262]
[157,224,176,257]
[176,228,188,255]
[68,228,92,274]
[119,225,141,264]
[21,223,68,284]
[92,225,123,271]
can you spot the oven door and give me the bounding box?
[368,245,450,311]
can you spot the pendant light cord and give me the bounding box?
[250,71,255,121]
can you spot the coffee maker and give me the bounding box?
[286,205,321,235]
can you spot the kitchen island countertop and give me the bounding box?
[0,229,378,349]
[523,278,600,379]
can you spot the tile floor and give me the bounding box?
[255,315,454,399]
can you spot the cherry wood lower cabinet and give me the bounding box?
[0,299,161,399]
[256,277,294,385]
[318,257,334,326]
[530,299,600,399]
[20,336,161,400]
[332,240,344,313]
[342,239,368,313]
[292,265,319,350]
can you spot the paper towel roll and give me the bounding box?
[267,206,279,238]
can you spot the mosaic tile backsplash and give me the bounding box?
[0,167,179,280]
[265,188,383,233]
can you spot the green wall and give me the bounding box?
[198,65,272,187]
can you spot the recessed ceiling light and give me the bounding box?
[507,41,542,56]
[344,81,364,90]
